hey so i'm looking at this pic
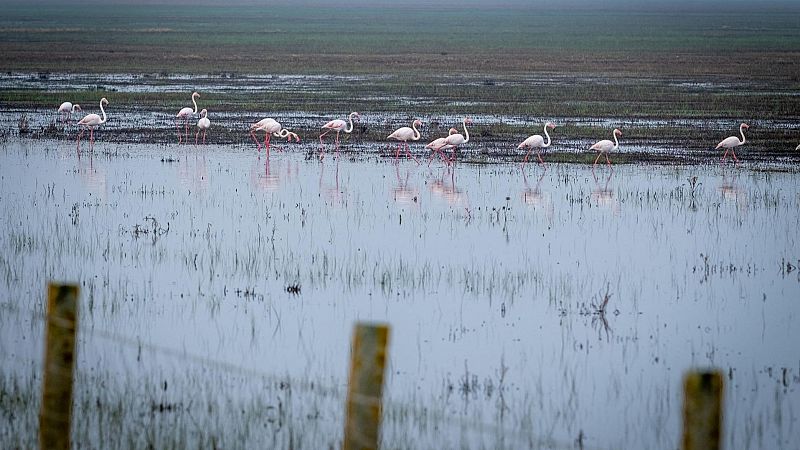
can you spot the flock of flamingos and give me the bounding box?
[58,91,799,166]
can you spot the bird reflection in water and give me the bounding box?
[320,158,345,207]
[429,167,470,219]
[76,152,107,199]
[392,164,419,206]
[177,153,208,193]
[249,156,282,193]
[718,170,748,212]
[521,168,554,223]
[591,168,620,215]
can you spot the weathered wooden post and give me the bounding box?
[682,370,724,450]
[343,322,390,450]
[39,283,80,450]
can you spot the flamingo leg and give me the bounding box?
[594,152,603,166]
[606,154,611,166]
[404,142,419,164]
[176,119,183,144]
[395,142,401,162]
[334,131,341,155]
[76,127,85,153]
[89,128,95,151]
[731,149,739,163]
[184,119,190,144]
[721,149,729,163]
[537,149,544,164]
[522,148,531,167]
[203,130,207,145]
[196,129,200,145]
[250,130,263,151]
[264,133,271,155]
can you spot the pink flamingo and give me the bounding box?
[76,97,108,153]
[519,122,556,166]
[176,92,200,144]
[590,128,622,166]
[319,112,359,157]
[249,118,300,155]
[716,123,749,163]
[426,128,459,166]
[57,102,82,124]
[195,109,210,145]
[387,119,422,163]
[441,118,472,163]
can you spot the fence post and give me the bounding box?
[39,283,80,450]
[343,322,390,450]
[682,370,723,450]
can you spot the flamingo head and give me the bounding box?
[613,128,622,137]
[350,112,360,121]
[464,117,473,124]
[546,122,555,129]
[413,119,423,127]
[740,123,749,129]
[192,92,200,99]
[73,104,82,112]
[448,128,459,135]
[199,108,208,117]
[100,98,109,106]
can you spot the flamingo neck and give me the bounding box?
[613,132,619,149]
[739,125,746,144]
[71,105,79,113]
[192,95,198,114]
[412,122,420,141]
[275,128,289,138]
[345,113,356,133]
[461,119,470,143]
[99,102,107,124]
[543,124,551,147]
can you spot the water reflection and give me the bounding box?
[76,152,107,199]
[320,159,345,206]
[718,171,748,212]
[391,165,419,205]
[429,167,468,208]
[520,168,554,223]
[177,152,209,193]
[591,169,620,214]
[250,156,281,192]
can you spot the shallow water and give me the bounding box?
[1,139,798,449]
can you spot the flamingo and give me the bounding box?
[249,118,300,155]
[796,144,800,151]
[319,112,359,157]
[57,102,82,124]
[441,118,472,163]
[76,97,108,153]
[715,123,749,163]
[176,92,200,144]
[590,128,622,166]
[387,119,422,163]
[426,128,459,166]
[195,109,210,145]
[519,122,556,166]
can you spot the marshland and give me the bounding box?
[1,2,799,449]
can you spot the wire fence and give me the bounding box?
[1,296,721,450]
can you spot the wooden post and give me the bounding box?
[682,370,724,450]
[39,283,80,450]
[343,323,390,450]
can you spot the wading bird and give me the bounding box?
[387,119,422,163]
[441,118,472,163]
[76,97,108,153]
[195,109,210,144]
[426,128,459,166]
[57,102,82,124]
[796,144,800,151]
[250,118,300,155]
[319,112,359,157]
[518,122,556,166]
[590,128,622,166]
[716,123,749,163]
[176,92,200,144]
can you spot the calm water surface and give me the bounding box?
[1,139,798,449]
